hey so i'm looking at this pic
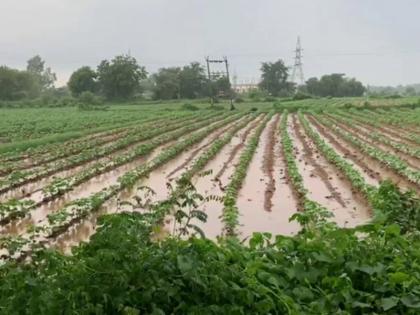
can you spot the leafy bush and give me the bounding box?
[206,104,225,110]
[293,91,312,100]
[78,91,103,105]
[180,103,199,111]
[263,96,276,102]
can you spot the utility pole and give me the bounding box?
[291,36,304,86]
[205,56,235,110]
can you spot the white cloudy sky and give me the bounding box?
[1,0,419,86]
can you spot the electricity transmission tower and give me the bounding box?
[291,36,305,86]
[205,56,235,110]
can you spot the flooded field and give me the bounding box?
[1,108,419,256]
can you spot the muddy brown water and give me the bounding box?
[237,114,300,238]
[289,115,371,228]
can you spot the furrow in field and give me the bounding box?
[237,114,300,238]
[312,115,420,194]
[213,115,266,189]
[262,114,281,212]
[337,112,420,150]
[306,115,380,186]
[341,111,420,147]
[289,114,370,227]
[188,115,266,240]
[327,115,420,170]
[164,115,249,179]
[340,111,420,146]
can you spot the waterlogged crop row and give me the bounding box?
[177,115,259,184]
[317,115,420,184]
[41,112,242,200]
[0,112,224,194]
[39,114,248,239]
[0,112,198,174]
[329,113,420,159]
[0,107,167,144]
[350,107,420,127]
[222,113,272,236]
[279,112,306,201]
[337,110,420,145]
[0,114,170,163]
[298,112,377,202]
[0,113,242,224]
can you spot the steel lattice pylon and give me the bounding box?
[291,36,305,86]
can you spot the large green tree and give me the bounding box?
[97,55,147,100]
[152,67,181,100]
[259,59,294,97]
[68,66,97,97]
[26,55,56,91]
[0,66,39,100]
[152,62,208,100]
[179,62,207,99]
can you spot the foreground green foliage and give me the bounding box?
[0,180,419,314]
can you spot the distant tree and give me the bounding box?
[68,66,97,97]
[259,59,294,97]
[97,55,147,100]
[405,86,416,96]
[0,66,39,100]
[152,67,181,100]
[305,77,320,96]
[303,74,365,97]
[179,62,207,99]
[26,55,56,91]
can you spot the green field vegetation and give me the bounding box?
[0,100,419,314]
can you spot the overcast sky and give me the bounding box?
[1,0,419,87]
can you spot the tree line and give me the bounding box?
[0,55,366,104]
